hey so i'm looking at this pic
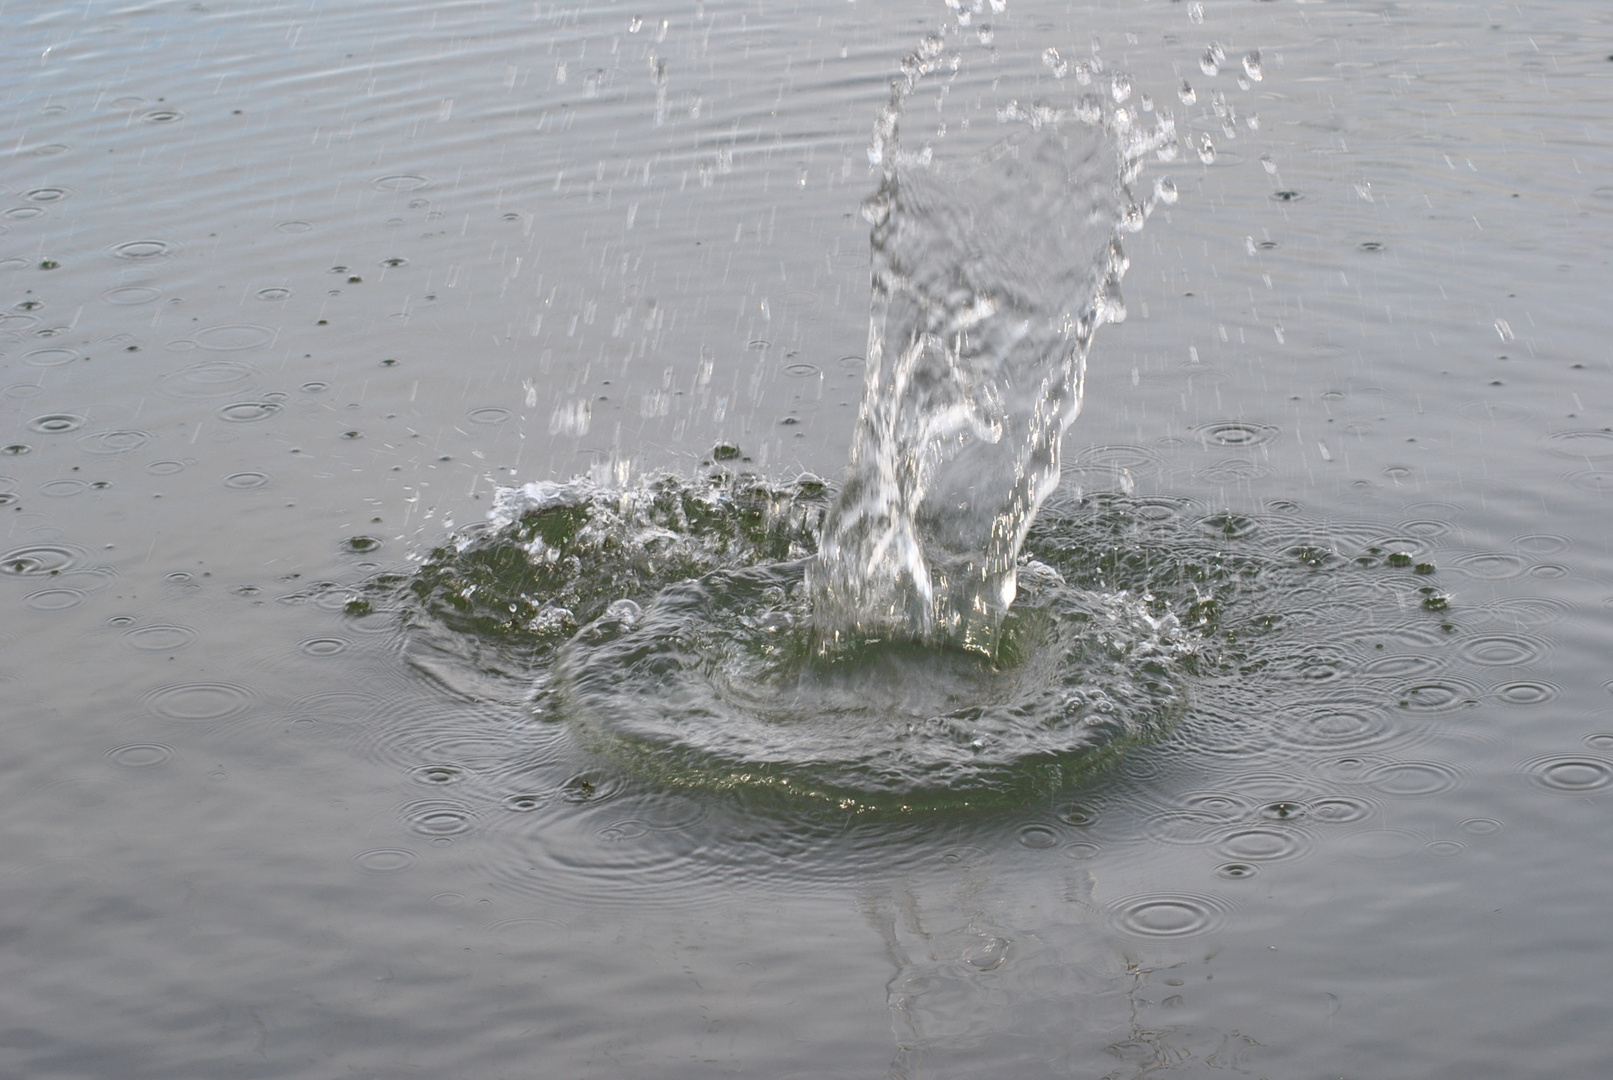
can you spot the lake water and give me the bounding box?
[4,0,1613,1076]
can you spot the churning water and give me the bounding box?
[4,0,1613,1075]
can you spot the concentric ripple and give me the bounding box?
[1110,892,1232,937]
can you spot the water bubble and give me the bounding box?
[1,545,83,575]
[1241,50,1263,81]
[224,471,269,489]
[218,401,282,423]
[105,743,174,769]
[1522,756,1613,795]
[144,682,255,721]
[352,848,418,874]
[1112,893,1230,938]
[124,624,197,651]
[110,240,176,259]
[28,414,85,433]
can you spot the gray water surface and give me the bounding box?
[4,0,1613,1076]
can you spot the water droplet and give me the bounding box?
[1196,134,1216,164]
[1199,43,1224,77]
[1241,50,1263,81]
[1187,2,1204,24]
[1178,79,1196,105]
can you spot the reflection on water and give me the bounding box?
[3,0,1613,1075]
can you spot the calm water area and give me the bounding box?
[3,0,1613,1076]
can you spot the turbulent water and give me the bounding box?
[809,14,1180,654]
[382,5,1293,807]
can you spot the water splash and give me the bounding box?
[809,8,1179,655]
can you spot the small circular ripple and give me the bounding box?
[162,360,257,398]
[1141,791,1253,845]
[224,471,269,489]
[411,764,470,786]
[123,624,197,651]
[1521,756,1613,796]
[1307,795,1377,825]
[77,429,150,454]
[1490,680,1559,706]
[1016,823,1061,849]
[194,324,276,351]
[24,348,80,367]
[1393,678,1483,713]
[1425,840,1464,857]
[217,401,281,422]
[1564,470,1613,496]
[401,799,477,837]
[143,682,255,721]
[1585,733,1613,751]
[105,743,174,769]
[27,414,84,433]
[1191,420,1280,447]
[467,407,512,425]
[1215,826,1312,862]
[110,239,176,259]
[1450,552,1527,580]
[1459,817,1504,836]
[102,285,161,305]
[1110,893,1232,938]
[1457,634,1545,667]
[1543,430,1613,459]
[1513,533,1571,555]
[1274,698,1398,753]
[1215,862,1260,880]
[299,638,347,657]
[1361,653,1445,679]
[1,544,83,576]
[1363,760,1464,798]
[42,480,86,499]
[373,174,430,191]
[352,849,418,874]
[25,588,85,611]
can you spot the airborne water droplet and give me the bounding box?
[1242,50,1264,82]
